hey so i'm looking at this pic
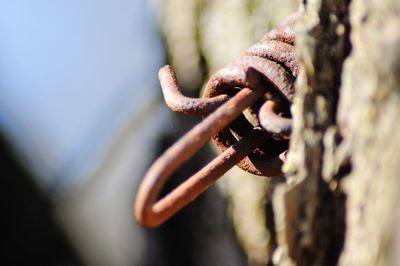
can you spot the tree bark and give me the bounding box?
[273,0,400,265]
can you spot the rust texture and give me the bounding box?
[259,99,292,138]
[135,14,299,227]
[159,65,230,116]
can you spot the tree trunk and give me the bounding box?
[160,0,400,265]
[274,0,400,265]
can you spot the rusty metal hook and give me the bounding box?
[159,65,230,116]
[135,13,300,227]
[135,86,266,227]
[259,99,292,138]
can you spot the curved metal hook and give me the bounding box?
[258,99,292,138]
[135,87,265,227]
[159,65,230,116]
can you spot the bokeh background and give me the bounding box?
[0,1,297,265]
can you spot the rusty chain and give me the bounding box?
[135,13,299,227]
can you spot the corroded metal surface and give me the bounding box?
[135,88,266,227]
[135,14,299,227]
[202,14,297,175]
[159,66,230,116]
[259,99,292,138]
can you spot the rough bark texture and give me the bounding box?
[337,0,400,265]
[275,1,351,265]
[274,0,400,265]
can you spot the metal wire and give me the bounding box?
[135,13,299,227]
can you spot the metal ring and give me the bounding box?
[259,99,292,138]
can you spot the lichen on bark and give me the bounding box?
[274,0,351,265]
[274,0,400,265]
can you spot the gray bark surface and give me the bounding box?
[274,0,400,265]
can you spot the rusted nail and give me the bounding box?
[159,65,230,116]
[135,87,264,227]
[259,99,292,138]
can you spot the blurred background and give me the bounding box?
[0,0,297,265]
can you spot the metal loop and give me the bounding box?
[245,41,299,77]
[259,99,292,138]
[135,87,264,227]
[135,13,300,227]
[261,12,300,45]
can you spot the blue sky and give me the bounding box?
[0,0,164,190]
